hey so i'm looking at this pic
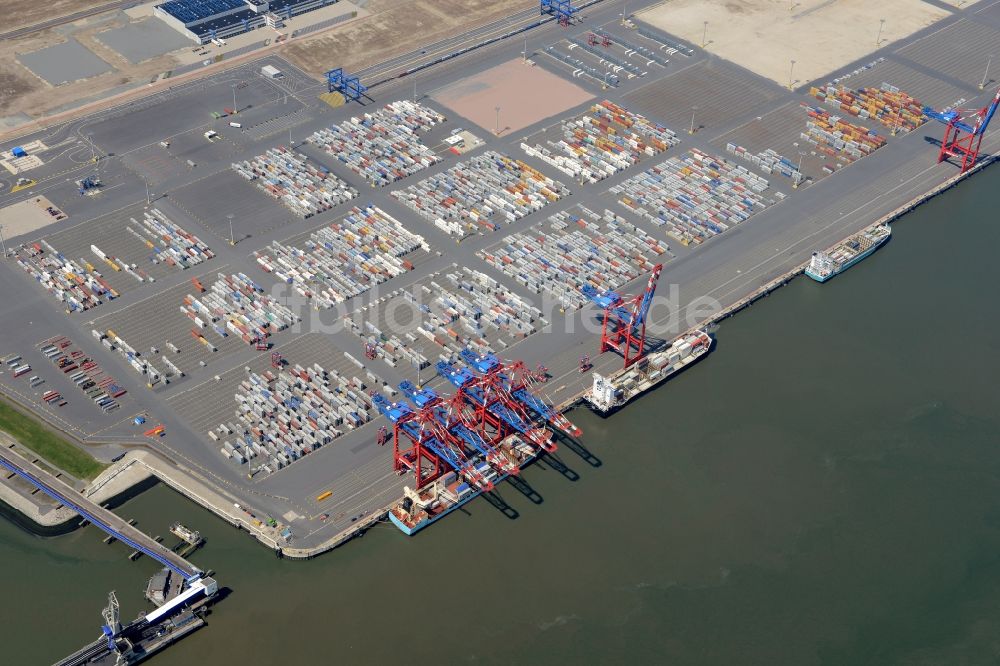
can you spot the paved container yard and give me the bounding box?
[84,76,282,155]
[14,203,215,306]
[255,203,434,309]
[0,0,999,554]
[168,170,297,242]
[96,17,192,65]
[623,59,784,134]
[815,57,969,111]
[896,18,1000,89]
[478,203,672,311]
[711,101,841,185]
[18,39,114,85]
[87,265,250,383]
[344,264,544,383]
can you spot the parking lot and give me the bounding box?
[88,265,248,385]
[168,169,297,243]
[624,59,784,135]
[478,203,672,311]
[29,203,214,300]
[84,76,285,156]
[344,264,543,384]
[167,331,388,477]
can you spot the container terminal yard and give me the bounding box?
[3,0,1000,659]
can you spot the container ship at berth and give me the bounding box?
[805,224,891,282]
[586,330,712,414]
[388,434,540,535]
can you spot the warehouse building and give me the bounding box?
[154,0,338,44]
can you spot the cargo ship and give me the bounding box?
[805,224,891,282]
[586,330,712,414]
[388,434,540,535]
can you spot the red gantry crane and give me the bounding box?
[581,264,663,369]
[924,87,1000,173]
[373,395,494,492]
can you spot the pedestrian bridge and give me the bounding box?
[0,447,201,580]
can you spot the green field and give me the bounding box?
[0,398,105,480]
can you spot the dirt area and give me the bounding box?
[434,59,593,135]
[637,0,951,87]
[1,13,181,126]
[284,0,535,76]
[1,0,534,135]
[0,196,66,238]
[4,0,116,34]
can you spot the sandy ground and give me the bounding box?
[4,0,115,34]
[637,0,951,87]
[434,59,594,135]
[1,12,183,126]
[284,0,535,76]
[1,0,532,130]
[0,196,66,238]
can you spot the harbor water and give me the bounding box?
[5,167,1000,664]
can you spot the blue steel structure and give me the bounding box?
[0,455,200,582]
[398,381,519,476]
[540,0,578,24]
[581,263,662,369]
[437,362,537,437]
[325,67,367,102]
[156,0,327,42]
[457,350,583,439]
[923,87,1000,173]
[158,0,245,25]
[373,394,492,490]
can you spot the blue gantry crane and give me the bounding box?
[458,349,582,438]
[581,263,663,369]
[325,67,367,103]
[541,0,578,25]
[436,360,553,451]
[373,394,493,491]
[398,381,519,476]
[923,86,1000,173]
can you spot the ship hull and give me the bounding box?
[388,495,478,535]
[805,228,890,282]
[586,334,713,415]
[389,448,540,536]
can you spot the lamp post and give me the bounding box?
[689,106,697,135]
[980,54,993,90]
[0,223,7,259]
[622,0,627,25]
[788,59,796,90]
[794,151,805,188]
[232,83,237,113]
[876,18,885,48]
[495,106,501,135]
[228,213,235,246]
[702,21,708,47]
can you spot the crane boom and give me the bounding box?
[923,87,1000,172]
[582,264,663,368]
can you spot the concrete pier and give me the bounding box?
[0,446,200,579]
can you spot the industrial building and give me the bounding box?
[154,0,339,43]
